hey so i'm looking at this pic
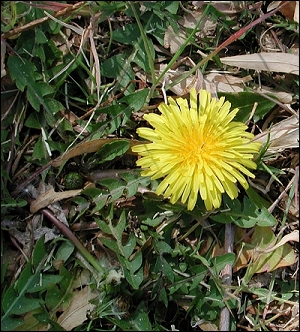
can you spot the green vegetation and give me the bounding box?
[1,1,298,331]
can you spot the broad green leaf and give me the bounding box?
[129,302,153,330]
[246,186,270,209]
[25,112,44,129]
[111,211,126,243]
[128,250,143,273]
[112,20,155,73]
[119,255,144,289]
[123,233,136,259]
[1,315,24,331]
[15,262,40,294]
[1,197,27,208]
[35,28,48,43]
[7,56,64,118]
[119,88,149,111]
[43,98,64,115]
[210,196,277,228]
[218,92,276,122]
[27,81,54,111]
[32,135,49,160]
[83,172,151,214]
[101,51,135,92]
[10,308,49,332]
[100,237,119,253]
[58,266,74,293]
[27,274,63,293]
[32,235,47,270]
[107,302,152,330]
[2,282,43,316]
[160,257,175,283]
[45,284,64,311]
[154,240,172,254]
[55,241,74,262]
[94,218,112,235]
[95,140,130,164]
[212,253,236,274]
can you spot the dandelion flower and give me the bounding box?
[132,88,261,211]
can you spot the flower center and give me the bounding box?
[179,129,219,166]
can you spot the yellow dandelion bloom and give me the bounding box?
[132,88,261,211]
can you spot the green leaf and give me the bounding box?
[15,262,40,294]
[55,241,74,262]
[161,257,175,283]
[101,52,135,92]
[246,186,271,209]
[8,56,39,91]
[2,280,43,316]
[27,274,63,293]
[119,254,144,289]
[45,284,64,311]
[32,235,47,270]
[123,233,136,259]
[130,302,153,330]
[25,112,44,129]
[212,253,236,274]
[32,135,49,160]
[154,240,172,254]
[217,92,276,122]
[108,302,152,330]
[58,266,74,294]
[210,196,277,228]
[119,88,149,111]
[83,172,151,213]
[1,315,24,331]
[7,56,64,118]
[95,140,130,164]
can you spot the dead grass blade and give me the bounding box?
[220,52,299,75]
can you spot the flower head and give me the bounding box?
[132,89,261,210]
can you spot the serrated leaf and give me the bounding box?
[25,112,43,129]
[8,56,39,91]
[119,254,144,289]
[129,303,153,330]
[119,89,149,111]
[59,266,74,293]
[32,135,49,160]
[210,196,277,228]
[1,236,48,326]
[95,140,130,164]
[212,253,236,274]
[112,24,155,72]
[217,92,276,122]
[7,56,64,117]
[123,233,136,259]
[128,250,143,273]
[86,172,151,213]
[100,237,119,253]
[160,257,175,283]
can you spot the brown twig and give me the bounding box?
[219,223,235,331]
